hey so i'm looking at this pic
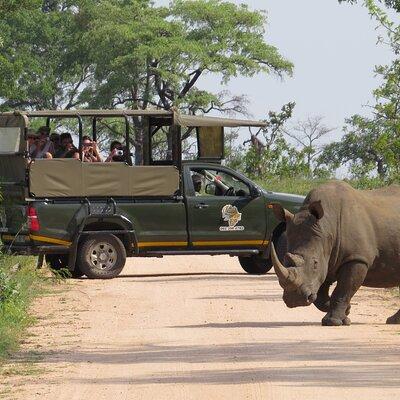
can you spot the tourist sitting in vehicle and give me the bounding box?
[27,129,39,157]
[30,126,54,159]
[50,133,61,154]
[105,140,125,162]
[82,135,102,162]
[56,132,76,158]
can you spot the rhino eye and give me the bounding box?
[313,260,318,270]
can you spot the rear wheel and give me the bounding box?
[46,254,68,270]
[239,233,287,275]
[77,234,126,279]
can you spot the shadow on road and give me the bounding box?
[34,340,400,388]
[116,272,277,283]
[169,321,322,328]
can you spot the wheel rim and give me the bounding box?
[89,242,117,270]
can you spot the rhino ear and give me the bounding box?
[271,203,294,222]
[309,200,324,220]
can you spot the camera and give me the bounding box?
[115,149,124,157]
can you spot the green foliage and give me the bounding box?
[339,0,400,12]
[319,115,399,179]
[0,255,42,359]
[0,1,92,110]
[242,136,310,179]
[81,0,293,112]
[0,0,293,163]
[256,176,392,196]
[229,103,326,181]
[321,1,400,181]
[0,0,292,113]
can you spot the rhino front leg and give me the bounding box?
[386,309,400,324]
[322,262,368,326]
[314,280,332,312]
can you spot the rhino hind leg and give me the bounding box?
[386,309,400,324]
[321,262,368,327]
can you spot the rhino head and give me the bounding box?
[271,201,330,308]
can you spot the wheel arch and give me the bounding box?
[68,215,137,271]
[271,222,286,245]
[80,216,137,256]
[265,222,286,260]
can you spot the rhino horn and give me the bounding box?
[271,242,290,285]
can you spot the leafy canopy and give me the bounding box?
[0,0,293,114]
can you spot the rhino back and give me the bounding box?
[305,181,400,287]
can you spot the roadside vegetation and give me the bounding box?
[0,254,44,360]
[256,176,392,196]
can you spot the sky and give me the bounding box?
[157,0,395,143]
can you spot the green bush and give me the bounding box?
[256,177,395,196]
[0,255,41,359]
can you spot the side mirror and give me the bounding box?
[205,183,216,195]
[251,186,262,198]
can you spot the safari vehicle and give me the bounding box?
[0,110,304,279]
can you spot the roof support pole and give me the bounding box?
[143,118,151,166]
[171,124,182,170]
[92,117,97,142]
[78,115,83,161]
[123,115,132,166]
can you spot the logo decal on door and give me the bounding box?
[220,205,245,231]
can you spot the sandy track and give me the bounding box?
[2,255,400,399]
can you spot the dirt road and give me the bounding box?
[3,255,400,399]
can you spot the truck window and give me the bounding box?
[189,168,250,197]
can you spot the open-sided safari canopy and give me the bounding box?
[0,110,266,198]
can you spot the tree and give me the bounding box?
[324,1,400,180]
[239,103,311,179]
[0,0,94,110]
[0,0,293,164]
[81,0,293,162]
[242,102,295,176]
[339,0,400,12]
[319,115,400,179]
[284,116,334,177]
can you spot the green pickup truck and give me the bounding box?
[0,110,304,279]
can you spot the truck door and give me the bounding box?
[185,165,267,249]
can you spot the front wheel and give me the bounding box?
[239,255,272,275]
[239,232,287,275]
[77,234,126,279]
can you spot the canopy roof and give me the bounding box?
[1,109,267,128]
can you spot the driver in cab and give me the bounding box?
[192,173,204,196]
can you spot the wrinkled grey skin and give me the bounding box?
[271,181,400,326]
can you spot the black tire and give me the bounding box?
[77,234,126,279]
[46,254,84,278]
[274,231,287,262]
[238,232,287,275]
[46,254,68,270]
[239,255,273,275]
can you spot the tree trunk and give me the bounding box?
[132,116,144,165]
[377,158,386,179]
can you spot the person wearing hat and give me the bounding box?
[27,129,39,157]
[31,126,54,159]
